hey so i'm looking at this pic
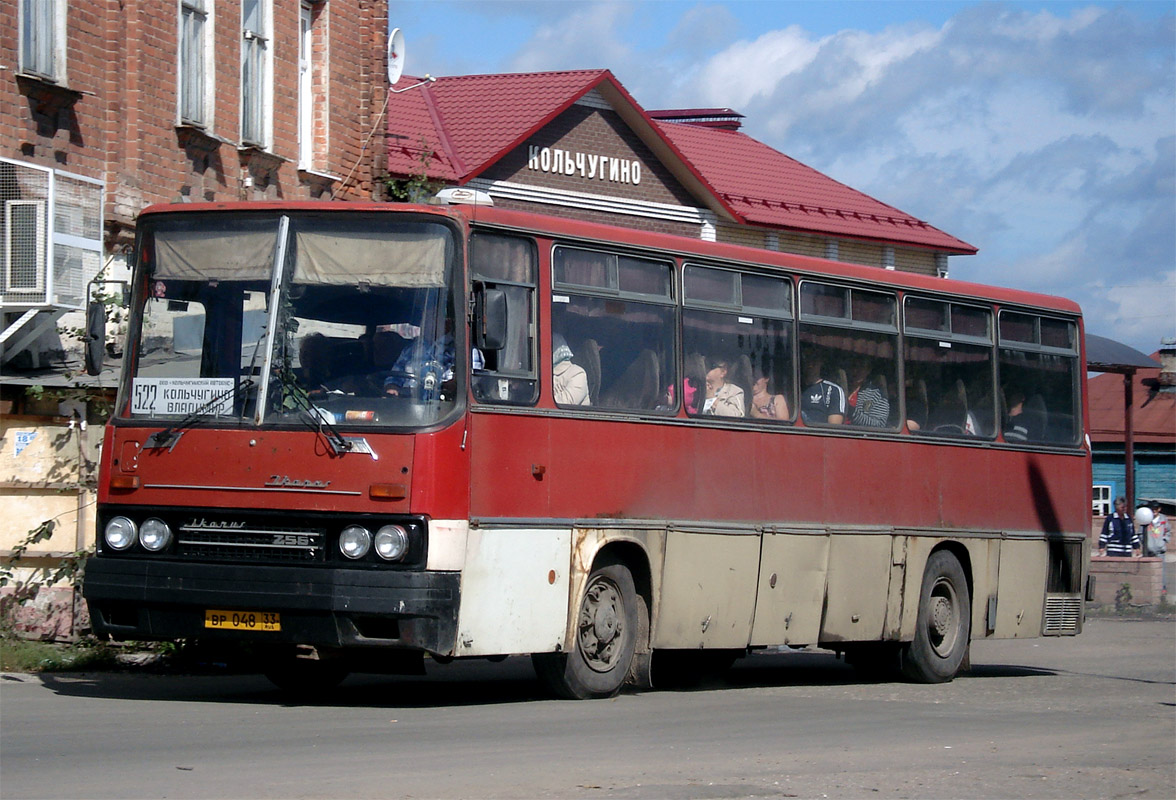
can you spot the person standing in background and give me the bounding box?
[1098,497,1140,557]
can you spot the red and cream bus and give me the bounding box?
[83,200,1090,697]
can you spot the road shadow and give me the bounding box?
[19,648,1062,708]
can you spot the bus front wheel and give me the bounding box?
[901,550,971,683]
[532,562,638,699]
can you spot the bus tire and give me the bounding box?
[532,562,638,699]
[901,550,971,683]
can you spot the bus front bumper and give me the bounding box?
[82,557,460,654]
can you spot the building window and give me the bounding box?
[19,0,66,82]
[241,0,271,147]
[179,0,209,126]
[1093,485,1113,518]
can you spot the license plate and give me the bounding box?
[204,609,281,632]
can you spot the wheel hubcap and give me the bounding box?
[927,578,959,657]
[578,577,625,673]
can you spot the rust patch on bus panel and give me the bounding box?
[567,527,663,657]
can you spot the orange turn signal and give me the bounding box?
[369,483,407,500]
[109,475,140,490]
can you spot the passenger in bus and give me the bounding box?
[749,369,789,420]
[552,333,590,405]
[1002,387,1028,441]
[702,359,745,417]
[800,357,846,425]
[845,358,889,428]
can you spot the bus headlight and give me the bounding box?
[339,525,372,559]
[104,516,137,551]
[139,518,173,552]
[374,525,409,561]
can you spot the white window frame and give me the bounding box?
[178,0,212,127]
[240,0,272,148]
[18,0,67,83]
[297,3,313,168]
[1092,484,1113,518]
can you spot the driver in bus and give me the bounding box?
[800,356,846,425]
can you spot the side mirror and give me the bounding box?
[84,300,106,376]
[473,286,508,351]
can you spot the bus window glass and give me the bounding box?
[953,304,990,339]
[265,218,459,429]
[552,295,675,411]
[618,255,672,297]
[127,216,279,421]
[1040,317,1074,350]
[554,248,610,289]
[998,312,1079,445]
[684,266,737,305]
[999,312,1036,344]
[903,299,995,438]
[741,273,790,314]
[852,290,896,326]
[552,247,674,412]
[470,233,538,406]
[683,309,793,420]
[800,282,847,319]
[799,282,898,429]
[905,297,948,333]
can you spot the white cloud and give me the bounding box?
[494,1,1174,351]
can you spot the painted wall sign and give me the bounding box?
[528,146,642,185]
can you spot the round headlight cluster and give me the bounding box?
[338,524,411,562]
[103,516,173,553]
[139,518,173,552]
[339,525,372,559]
[104,516,137,551]
[375,525,409,561]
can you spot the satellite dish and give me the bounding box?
[387,27,405,85]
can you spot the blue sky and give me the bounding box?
[392,1,1175,355]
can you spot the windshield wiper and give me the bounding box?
[282,383,354,456]
[145,378,255,451]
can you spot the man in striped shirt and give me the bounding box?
[1098,497,1141,557]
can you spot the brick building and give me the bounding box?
[0,0,387,636]
[2,0,388,371]
[382,70,976,278]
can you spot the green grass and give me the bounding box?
[0,634,120,673]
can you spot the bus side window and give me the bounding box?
[798,283,898,430]
[903,298,995,438]
[682,266,794,422]
[470,233,538,406]
[552,247,675,412]
[997,312,1080,445]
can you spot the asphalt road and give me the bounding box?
[1,617,1173,800]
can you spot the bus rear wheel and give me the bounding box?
[532,562,637,699]
[901,550,971,683]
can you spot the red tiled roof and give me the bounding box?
[387,70,610,183]
[655,121,975,253]
[1088,355,1176,444]
[385,69,975,254]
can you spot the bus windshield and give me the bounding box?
[123,212,460,429]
